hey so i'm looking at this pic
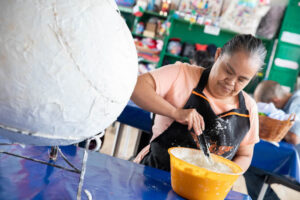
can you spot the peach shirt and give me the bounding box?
[134,62,259,163]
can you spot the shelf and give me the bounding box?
[165,53,190,62]
[132,32,163,41]
[138,58,158,64]
[118,7,167,18]
[144,11,168,19]
[172,18,271,42]
[118,6,133,14]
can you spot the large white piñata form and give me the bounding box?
[0,0,138,145]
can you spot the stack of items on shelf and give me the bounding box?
[142,0,177,15]
[176,0,224,26]
[159,0,172,16]
[166,38,217,68]
[167,38,182,56]
[117,0,177,16]
[133,17,169,39]
[134,37,163,64]
[132,0,149,17]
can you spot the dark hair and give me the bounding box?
[221,34,267,67]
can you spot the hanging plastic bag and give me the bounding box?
[220,0,270,35]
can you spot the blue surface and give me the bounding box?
[117,100,152,132]
[0,145,251,200]
[251,140,300,183]
[119,102,300,184]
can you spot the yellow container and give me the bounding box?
[168,147,243,200]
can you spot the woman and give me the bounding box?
[131,34,266,172]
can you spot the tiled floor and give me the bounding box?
[100,124,300,200]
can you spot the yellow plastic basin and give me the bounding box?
[168,147,243,200]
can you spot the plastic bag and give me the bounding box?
[220,0,270,35]
[256,5,286,39]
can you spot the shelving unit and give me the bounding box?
[158,17,273,67]
[118,2,300,92]
[266,0,300,92]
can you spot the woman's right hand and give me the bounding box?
[172,108,205,135]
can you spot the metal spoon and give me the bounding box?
[197,133,211,158]
[191,128,211,158]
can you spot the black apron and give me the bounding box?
[141,68,250,171]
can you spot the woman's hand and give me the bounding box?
[172,108,205,135]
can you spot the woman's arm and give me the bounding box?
[232,144,254,172]
[131,73,177,119]
[131,73,204,135]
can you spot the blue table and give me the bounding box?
[117,100,152,132]
[252,140,300,182]
[0,144,251,200]
[250,140,300,199]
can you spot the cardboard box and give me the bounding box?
[143,22,157,38]
[143,30,156,38]
[145,22,156,32]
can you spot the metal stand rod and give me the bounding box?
[0,150,80,174]
[257,183,269,200]
[84,189,92,200]
[257,175,270,200]
[77,139,91,200]
[57,147,80,173]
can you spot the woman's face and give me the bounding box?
[208,48,260,99]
